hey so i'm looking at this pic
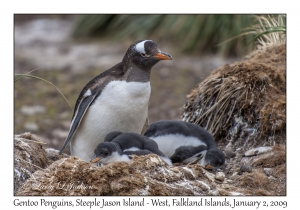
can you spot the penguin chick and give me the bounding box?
[144,120,225,169]
[90,131,172,165]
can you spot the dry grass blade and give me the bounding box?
[15,138,47,145]
[16,157,44,171]
[182,43,286,149]
[247,15,286,47]
[14,66,44,82]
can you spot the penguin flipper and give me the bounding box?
[104,131,123,142]
[59,94,96,154]
[170,145,207,163]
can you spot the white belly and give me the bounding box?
[150,134,206,158]
[71,80,151,161]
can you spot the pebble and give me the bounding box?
[264,168,273,176]
[240,165,252,173]
[215,172,225,181]
[45,148,60,155]
[268,176,277,181]
[231,172,239,177]
[20,105,45,116]
[51,138,59,146]
[225,150,236,158]
[203,170,216,182]
[52,129,69,139]
[45,148,62,162]
[223,167,231,174]
[244,146,272,157]
[61,120,71,129]
[59,111,70,119]
[24,122,39,131]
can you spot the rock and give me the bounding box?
[45,148,68,163]
[59,111,70,119]
[240,165,252,173]
[52,129,68,139]
[203,170,216,182]
[223,167,231,174]
[268,176,277,181]
[215,172,225,181]
[225,149,236,158]
[244,146,273,157]
[51,138,60,146]
[24,122,39,131]
[264,168,273,176]
[229,192,244,195]
[61,120,71,129]
[20,105,45,115]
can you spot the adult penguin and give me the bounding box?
[60,40,172,161]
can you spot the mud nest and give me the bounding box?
[16,155,217,196]
[14,133,68,194]
[15,133,286,196]
[182,44,286,150]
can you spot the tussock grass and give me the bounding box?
[72,14,255,56]
[250,15,286,47]
[182,15,286,148]
[219,15,286,49]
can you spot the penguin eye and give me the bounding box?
[140,53,146,57]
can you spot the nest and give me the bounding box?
[16,154,216,196]
[14,133,68,194]
[15,132,286,196]
[182,44,286,150]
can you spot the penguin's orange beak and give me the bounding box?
[154,52,172,60]
[90,157,101,163]
[204,164,213,169]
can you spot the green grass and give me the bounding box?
[219,15,286,48]
[250,15,286,46]
[72,14,257,56]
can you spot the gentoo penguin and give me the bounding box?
[144,120,225,169]
[90,131,172,165]
[59,40,172,161]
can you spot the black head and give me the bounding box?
[90,142,118,164]
[204,148,225,170]
[123,40,172,70]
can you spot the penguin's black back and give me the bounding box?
[144,120,217,149]
[104,131,160,152]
